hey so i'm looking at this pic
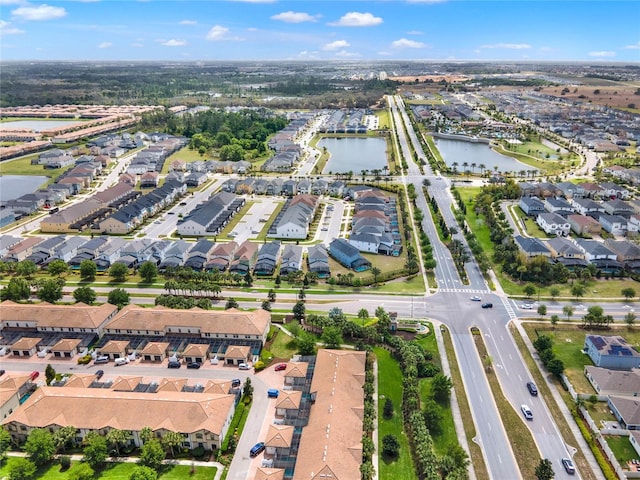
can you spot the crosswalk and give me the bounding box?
[437,288,490,294]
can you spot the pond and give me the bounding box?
[0,175,49,202]
[434,137,537,174]
[319,137,388,174]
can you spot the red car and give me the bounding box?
[29,371,39,381]
[274,363,287,372]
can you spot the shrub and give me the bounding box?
[253,360,265,372]
[77,355,92,365]
[59,455,71,470]
[191,446,205,458]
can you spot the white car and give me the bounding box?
[520,303,533,310]
[470,296,481,302]
[521,404,533,420]
[238,363,250,370]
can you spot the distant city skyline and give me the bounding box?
[1,0,639,62]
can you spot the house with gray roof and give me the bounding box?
[254,241,281,276]
[575,239,621,271]
[349,233,380,254]
[608,396,640,430]
[176,192,243,237]
[545,237,587,268]
[329,238,371,272]
[519,196,545,216]
[585,335,640,370]
[585,366,640,397]
[605,239,640,273]
[184,239,215,271]
[229,240,258,275]
[544,197,575,216]
[50,237,88,263]
[94,238,127,270]
[513,236,551,258]
[599,214,628,235]
[158,240,192,271]
[536,212,570,236]
[571,198,604,216]
[280,245,303,275]
[603,199,634,218]
[272,195,317,240]
[307,244,330,278]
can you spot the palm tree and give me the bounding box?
[563,305,574,321]
[371,267,381,285]
[106,428,130,456]
[470,162,476,174]
[451,162,459,174]
[161,431,183,458]
[478,163,486,176]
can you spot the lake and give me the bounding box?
[1,120,80,132]
[434,137,537,174]
[0,175,49,202]
[319,137,388,174]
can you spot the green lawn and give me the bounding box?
[0,155,69,186]
[0,460,216,479]
[268,325,299,359]
[605,435,638,466]
[160,146,207,174]
[375,347,417,480]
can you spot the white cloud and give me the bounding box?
[406,30,423,35]
[589,50,616,57]
[0,19,24,35]
[0,0,24,5]
[97,41,112,49]
[11,3,66,21]
[624,41,640,50]
[377,50,391,56]
[323,40,350,51]
[206,24,243,41]
[329,12,382,27]
[179,20,197,25]
[480,43,531,49]
[392,38,426,48]
[334,50,360,58]
[161,39,187,47]
[271,11,319,23]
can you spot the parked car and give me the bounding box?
[250,442,265,458]
[114,357,129,366]
[526,381,538,396]
[561,458,575,475]
[238,363,250,370]
[481,302,493,309]
[94,355,109,364]
[231,378,241,388]
[0,369,5,377]
[168,361,181,369]
[267,389,279,398]
[521,404,533,420]
[274,363,287,372]
[470,296,481,301]
[95,370,104,379]
[186,362,201,369]
[29,371,39,381]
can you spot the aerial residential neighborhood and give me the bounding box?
[0,2,639,480]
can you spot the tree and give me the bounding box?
[68,463,94,480]
[296,332,316,356]
[524,284,536,298]
[297,289,306,301]
[537,304,547,319]
[139,427,154,445]
[139,438,165,470]
[16,260,37,278]
[571,283,585,300]
[106,428,130,456]
[53,425,77,453]
[622,288,637,300]
[423,399,443,435]
[625,311,637,329]
[129,466,158,480]
[225,297,239,309]
[0,428,11,460]
[139,261,158,283]
[47,259,68,276]
[358,308,369,327]
[73,286,96,305]
[109,262,129,282]
[292,300,306,321]
[432,374,453,403]
[108,288,130,307]
[79,260,97,281]
[547,358,565,379]
[381,434,400,458]
[321,326,343,349]
[243,378,253,400]
[549,287,560,300]
[45,364,56,386]
[371,267,381,284]
[383,398,394,419]
[563,305,574,322]
[82,431,108,469]
[161,431,183,458]
[6,457,37,480]
[550,315,560,330]
[261,300,271,311]
[267,289,276,303]
[36,278,65,303]
[0,277,31,301]
[535,458,555,480]
[24,428,55,466]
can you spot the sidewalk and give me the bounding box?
[5,451,225,480]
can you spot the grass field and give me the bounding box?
[0,460,216,480]
[267,325,298,359]
[605,435,638,466]
[375,347,417,480]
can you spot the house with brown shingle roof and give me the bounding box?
[275,390,302,419]
[293,350,365,480]
[50,338,83,359]
[2,386,236,450]
[0,374,31,420]
[10,337,42,358]
[140,342,170,362]
[265,424,294,457]
[283,362,308,390]
[111,376,144,392]
[255,467,285,480]
[98,340,130,360]
[223,345,251,366]
[182,343,210,364]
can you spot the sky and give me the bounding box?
[1,0,639,62]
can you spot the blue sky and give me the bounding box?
[1,0,639,62]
